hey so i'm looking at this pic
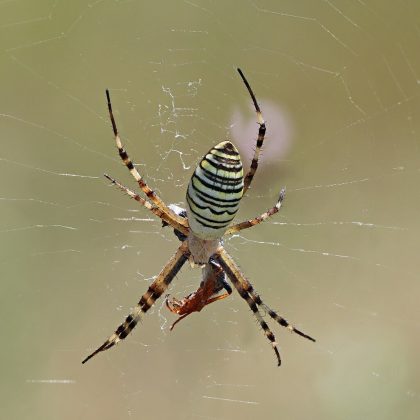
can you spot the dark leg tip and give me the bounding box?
[279,188,286,202]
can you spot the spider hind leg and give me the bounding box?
[237,68,267,194]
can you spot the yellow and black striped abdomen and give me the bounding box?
[186,141,244,239]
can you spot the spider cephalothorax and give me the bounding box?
[82,69,315,366]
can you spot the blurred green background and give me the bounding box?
[1,1,419,419]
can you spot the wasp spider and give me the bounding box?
[82,69,315,366]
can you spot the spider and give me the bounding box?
[82,69,315,366]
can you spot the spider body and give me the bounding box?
[82,69,315,366]
[187,141,244,240]
[186,140,244,264]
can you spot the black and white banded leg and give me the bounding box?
[82,242,190,364]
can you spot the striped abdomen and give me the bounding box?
[186,141,244,239]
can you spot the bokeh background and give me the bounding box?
[1,1,419,419]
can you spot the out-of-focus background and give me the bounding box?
[1,1,419,419]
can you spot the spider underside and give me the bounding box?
[82,68,315,367]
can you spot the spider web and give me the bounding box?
[1,1,420,419]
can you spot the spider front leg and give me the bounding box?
[82,241,190,364]
[217,247,315,341]
[215,246,315,366]
[214,246,282,366]
[246,286,315,342]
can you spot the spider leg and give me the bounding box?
[82,241,190,364]
[225,188,285,236]
[238,278,315,342]
[237,68,266,194]
[217,247,315,343]
[105,90,188,228]
[214,247,282,366]
[252,298,315,342]
[104,173,189,236]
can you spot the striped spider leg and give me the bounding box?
[83,89,191,364]
[236,68,266,194]
[164,192,314,366]
[104,173,189,237]
[214,247,315,366]
[105,88,188,231]
[162,188,286,326]
[82,241,190,364]
[83,69,314,366]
